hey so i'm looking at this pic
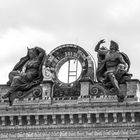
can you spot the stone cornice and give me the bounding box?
[0,124,139,139]
[0,100,139,116]
[0,122,139,131]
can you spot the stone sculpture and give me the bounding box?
[95,39,132,102]
[2,47,46,105]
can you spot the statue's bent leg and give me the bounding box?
[9,71,20,84]
[107,73,124,102]
[2,75,22,100]
[11,76,22,87]
[108,73,120,91]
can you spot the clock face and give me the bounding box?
[45,44,90,97]
[57,59,82,84]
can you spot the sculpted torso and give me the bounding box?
[105,51,121,69]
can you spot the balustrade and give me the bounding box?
[0,111,138,126]
[122,113,126,123]
[27,115,31,125]
[18,116,22,126]
[95,113,100,123]
[1,116,5,126]
[104,113,108,123]
[44,115,48,125]
[131,112,135,123]
[61,114,65,124]
[113,113,117,123]
[87,113,91,124]
[52,115,56,125]
[35,115,39,125]
[78,114,82,124]
[9,116,14,126]
[69,114,74,124]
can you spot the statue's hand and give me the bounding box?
[116,64,127,73]
[95,39,106,52]
[99,39,105,44]
[7,81,11,86]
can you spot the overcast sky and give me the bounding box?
[0,0,140,84]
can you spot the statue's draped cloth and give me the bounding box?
[7,47,45,101]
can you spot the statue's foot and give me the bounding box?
[7,81,11,86]
[2,93,9,99]
[9,100,12,106]
[118,95,125,102]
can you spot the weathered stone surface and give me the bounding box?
[0,44,140,139]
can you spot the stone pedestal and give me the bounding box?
[126,79,140,101]
[79,77,93,97]
[41,65,54,99]
[41,80,54,99]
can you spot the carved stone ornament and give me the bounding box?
[94,40,132,102]
[2,47,45,104]
[16,86,42,99]
[45,44,94,98]
[90,83,108,96]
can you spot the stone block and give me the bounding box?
[126,79,140,101]
[0,85,9,98]
[41,80,54,98]
[120,84,127,97]
[80,81,90,96]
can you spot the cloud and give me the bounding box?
[107,0,140,20]
[0,26,55,57]
[0,0,140,84]
[0,26,56,84]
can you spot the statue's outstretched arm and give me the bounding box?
[95,39,105,52]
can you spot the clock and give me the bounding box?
[45,44,93,97]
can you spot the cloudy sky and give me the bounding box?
[0,0,140,84]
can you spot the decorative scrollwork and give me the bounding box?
[42,66,54,80]
[16,91,23,98]
[15,86,42,99]
[90,87,99,95]
[90,83,107,97]
[45,44,94,98]
[32,88,42,98]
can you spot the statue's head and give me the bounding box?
[100,46,107,50]
[110,40,119,51]
[27,47,38,59]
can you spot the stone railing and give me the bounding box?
[0,95,137,108]
[0,79,139,107]
[0,111,139,126]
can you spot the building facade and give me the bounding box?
[0,44,140,140]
